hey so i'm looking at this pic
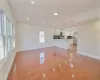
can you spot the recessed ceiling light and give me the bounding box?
[66,18,69,20]
[74,21,76,23]
[31,0,35,4]
[42,21,45,24]
[26,17,30,20]
[54,12,59,16]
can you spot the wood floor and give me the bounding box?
[7,47,100,80]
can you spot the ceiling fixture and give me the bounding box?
[42,21,45,24]
[26,17,30,20]
[31,0,35,4]
[66,18,69,20]
[54,12,59,16]
[74,21,76,23]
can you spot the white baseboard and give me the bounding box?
[79,52,100,60]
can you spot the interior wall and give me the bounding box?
[76,20,99,57]
[0,0,16,80]
[93,20,100,54]
[16,23,68,52]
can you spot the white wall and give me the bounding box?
[93,20,100,54]
[0,0,16,80]
[16,23,67,51]
[76,20,100,58]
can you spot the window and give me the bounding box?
[0,10,5,60]
[0,10,15,61]
[0,35,4,60]
[39,31,45,43]
[7,19,13,52]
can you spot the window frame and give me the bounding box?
[0,10,5,61]
[0,9,15,61]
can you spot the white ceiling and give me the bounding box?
[7,0,100,29]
